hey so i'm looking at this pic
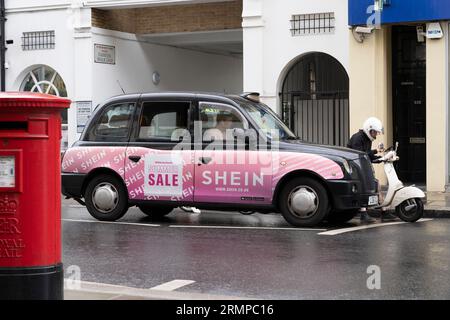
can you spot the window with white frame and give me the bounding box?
[290,13,335,36]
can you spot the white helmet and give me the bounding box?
[363,117,384,141]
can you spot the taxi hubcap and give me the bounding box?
[92,182,118,213]
[288,186,319,218]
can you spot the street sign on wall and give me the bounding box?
[94,44,115,64]
[76,101,92,133]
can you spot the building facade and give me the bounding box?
[348,0,450,191]
[5,0,350,151]
[243,0,350,147]
[5,0,244,149]
[5,0,450,191]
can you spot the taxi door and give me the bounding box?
[194,101,273,205]
[124,99,194,203]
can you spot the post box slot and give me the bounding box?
[0,122,28,131]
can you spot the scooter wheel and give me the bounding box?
[396,198,424,222]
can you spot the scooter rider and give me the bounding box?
[347,117,397,222]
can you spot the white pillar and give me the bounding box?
[69,7,93,146]
[242,0,264,95]
[426,22,449,192]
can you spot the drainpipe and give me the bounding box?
[0,0,5,91]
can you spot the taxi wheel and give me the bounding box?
[279,177,329,228]
[138,205,173,217]
[84,174,129,221]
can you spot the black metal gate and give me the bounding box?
[280,53,349,146]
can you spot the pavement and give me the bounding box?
[422,192,450,217]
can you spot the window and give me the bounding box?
[22,31,55,50]
[241,102,296,140]
[199,102,247,142]
[290,13,335,36]
[21,65,67,98]
[138,102,190,141]
[20,65,68,150]
[89,103,135,141]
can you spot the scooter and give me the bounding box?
[374,142,425,222]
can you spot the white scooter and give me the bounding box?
[374,142,425,222]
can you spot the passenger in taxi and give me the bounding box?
[203,113,235,141]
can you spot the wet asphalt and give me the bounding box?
[62,202,450,300]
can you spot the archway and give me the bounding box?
[280,52,349,146]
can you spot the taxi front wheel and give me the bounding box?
[279,177,329,227]
[84,174,129,221]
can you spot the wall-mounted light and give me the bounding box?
[152,71,160,86]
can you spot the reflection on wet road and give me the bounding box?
[63,203,449,299]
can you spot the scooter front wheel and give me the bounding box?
[395,198,424,222]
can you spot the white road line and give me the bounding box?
[149,280,196,291]
[62,219,325,231]
[318,218,433,236]
[64,279,250,300]
[169,225,327,231]
[62,219,160,227]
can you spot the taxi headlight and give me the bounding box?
[342,159,352,175]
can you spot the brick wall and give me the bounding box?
[92,0,242,34]
[92,8,137,33]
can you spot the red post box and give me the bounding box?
[0,92,70,299]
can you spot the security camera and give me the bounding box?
[416,26,425,43]
[352,26,375,43]
[355,26,375,34]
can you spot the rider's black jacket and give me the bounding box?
[347,129,380,162]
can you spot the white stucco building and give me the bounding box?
[4,0,349,150]
[243,0,350,146]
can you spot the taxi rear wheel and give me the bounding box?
[85,174,129,221]
[279,177,329,227]
[138,205,173,217]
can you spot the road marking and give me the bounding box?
[149,280,196,291]
[318,218,433,236]
[62,219,160,227]
[64,279,251,300]
[62,219,325,231]
[169,225,326,231]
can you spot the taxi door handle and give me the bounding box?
[128,155,141,163]
[198,157,212,165]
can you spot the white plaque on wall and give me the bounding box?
[94,44,116,64]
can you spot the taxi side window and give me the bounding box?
[138,102,189,141]
[89,103,135,142]
[199,102,248,142]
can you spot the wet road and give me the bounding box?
[62,201,450,299]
